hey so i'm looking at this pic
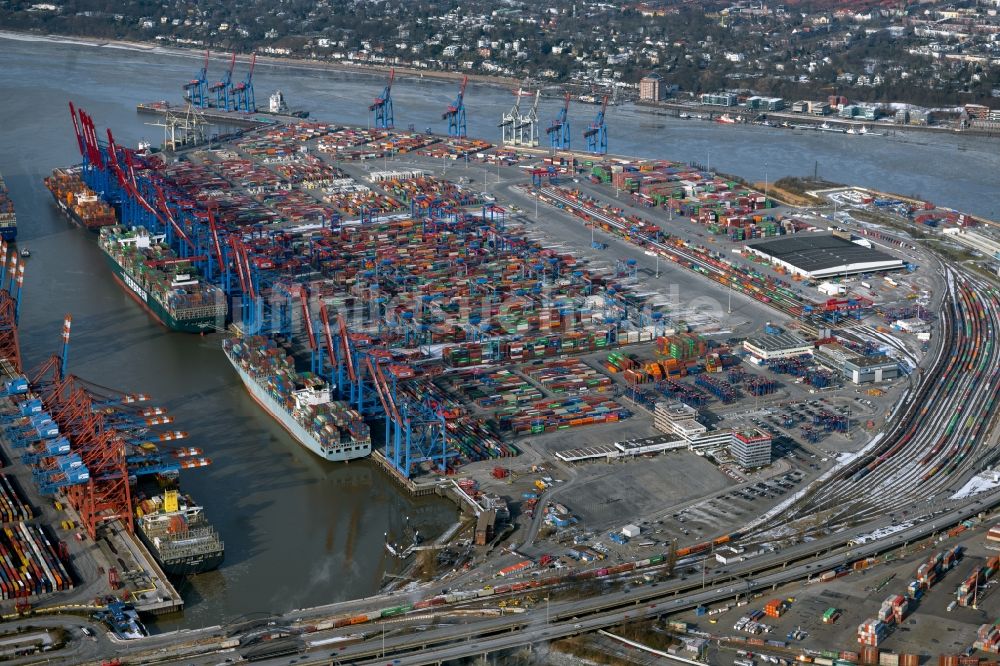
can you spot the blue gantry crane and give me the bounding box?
[370,68,395,129]
[442,75,468,138]
[183,50,210,108]
[583,94,609,155]
[547,92,572,151]
[210,53,237,111]
[233,53,257,113]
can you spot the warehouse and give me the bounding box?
[743,332,813,362]
[816,342,900,384]
[745,234,904,279]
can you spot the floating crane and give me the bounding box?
[442,75,468,138]
[183,50,210,108]
[583,94,609,155]
[210,53,237,111]
[547,92,572,151]
[232,53,257,113]
[370,68,395,129]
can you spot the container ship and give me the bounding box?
[44,167,117,230]
[134,489,224,576]
[223,336,372,462]
[0,172,16,241]
[99,225,227,333]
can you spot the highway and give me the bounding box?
[129,487,998,666]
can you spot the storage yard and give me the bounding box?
[60,103,943,566]
[4,72,997,666]
[663,524,1000,665]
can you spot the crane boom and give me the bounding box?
[68,102,85,157]
[337,313,357,382]
[299,287,317,351]
[319,306,337,371]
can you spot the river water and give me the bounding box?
[0,33,995,630]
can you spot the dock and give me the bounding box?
[0,362,183,617]
[136,102,302,129]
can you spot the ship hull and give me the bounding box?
[101,250,219,333]
[225,347,371,462]
[135,529,224,576]
[50,196,115,231]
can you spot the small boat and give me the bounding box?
[679,112,690,119]
[19,247,29,258]
[846,127,857,135]
[716,114,738,125]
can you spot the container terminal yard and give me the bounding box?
[1,66,1000,666]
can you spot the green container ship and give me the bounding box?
[99,225,227,333]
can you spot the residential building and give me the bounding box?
[701,92,738,106]
[639,73,666,101]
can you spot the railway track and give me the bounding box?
[748,269,1000,540]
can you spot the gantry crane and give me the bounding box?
[210,53,237,111]
[233,53,257,113]
[583,94,609,155]
[547,92,572,151]
[370,68,395,129]
[183,50,210,108]
[365,356,454,478]
[442,75,468,138]
[515,90,541,147]
[499,88,524,145]
[0,242,24,373]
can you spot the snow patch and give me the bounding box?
[950,473,1000,500]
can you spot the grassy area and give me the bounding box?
[764,177,846,207]
[551,635,628,665]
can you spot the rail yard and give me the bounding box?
[0,66,998,666]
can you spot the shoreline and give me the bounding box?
[0,28,526,90]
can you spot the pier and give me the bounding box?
[0,378,184,618]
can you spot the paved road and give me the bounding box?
[99,490,998,666]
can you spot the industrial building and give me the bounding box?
[744,234,904,279]
[730,428,772,469]
[942,228,1000,261]
[715,546,745,565]
[818,282,847,297]
[894,318,930,334]
[815,342,900,384]
[621,524,641,539]
[475,509,497,546]
[653,402,732,451]
[742,332,813,362]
